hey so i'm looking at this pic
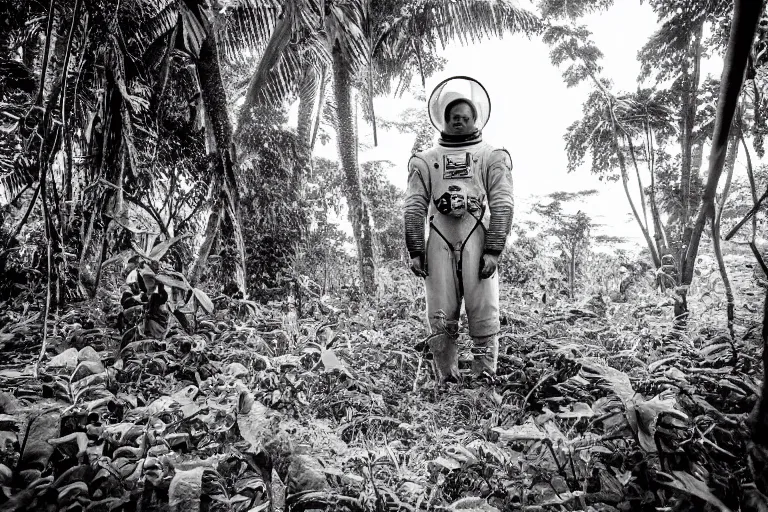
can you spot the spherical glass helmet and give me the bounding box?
[428,76,491,133]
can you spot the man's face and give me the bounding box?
[445,103,476,135]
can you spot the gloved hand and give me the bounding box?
[479,253,499,279]
[410,254,428,278]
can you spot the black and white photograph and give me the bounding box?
[0,0,767,510]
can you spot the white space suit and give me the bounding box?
[404,77,514,382]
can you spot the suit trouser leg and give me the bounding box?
[462,228,500,375]
[425,237,461,382]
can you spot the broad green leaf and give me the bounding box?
[626,395,688,453]
[656,471,732,512]
[148,234,190,262]
[466,439,513,465]
[139,266,157,292]
[57,481,89,506]
[579,358,635,405]
[155,273,189,291]
[320,348,344,372]
[192,288,214,314]
[172,310,191,332]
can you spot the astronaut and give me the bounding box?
[404,76,514,383]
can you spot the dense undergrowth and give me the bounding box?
[0,254,765,512]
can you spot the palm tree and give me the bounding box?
[234,0,539,293]
[0,0,290,297]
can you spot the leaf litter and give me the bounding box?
[0,267,764,511]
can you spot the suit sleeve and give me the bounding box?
[404,156,430,258]
[484,149,514,256]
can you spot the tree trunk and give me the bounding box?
[189,197,222,286]
[38,5,67,106]
[740,130,758,242]
[60,0,82,206]
[626,138,649,234]
[577,62,661,270]
[648,162,668,259]
[675,25,704,296]
[679,23,704,233]
[681,0,760,290]
[332,43,376,295]
[195,35,247,296]
[678,0,759,330]
[235,1,294,142]
[569,247,576,299]
[712,130,739,338]
[610,111,661,268]
[644,121,669,258]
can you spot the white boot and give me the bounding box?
[470,334,498,377]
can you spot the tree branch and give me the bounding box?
[681,0,762,287]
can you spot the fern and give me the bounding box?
[0,166,33,206]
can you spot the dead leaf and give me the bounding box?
[225,362,249,379]
[18,408,61,475]
[48,348,79,370]
[237,391,276,453]
[286,454,329,493]
[492,418,546,442]
[48,432,89,459]
[169,466,205,512]
[430,456,461,472]
[557,402,594,419]
[78,346,101,363]
[171,385,199,405]
[448,497,500,511]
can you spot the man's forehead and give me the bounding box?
[450,103,473,115]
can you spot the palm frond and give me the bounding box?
[216,0,283,63]
[135,0,212,59]
[372,0,541,95]
[325,0,370,73]
[139,0,180,48]
[538,0,614,20]
[297,60,323,111]
[252,29,331,108]
[389,0,541,50]
[322,96,338,130]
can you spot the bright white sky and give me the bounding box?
[292,1,745,254]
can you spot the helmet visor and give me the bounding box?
[428,76,491,133]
